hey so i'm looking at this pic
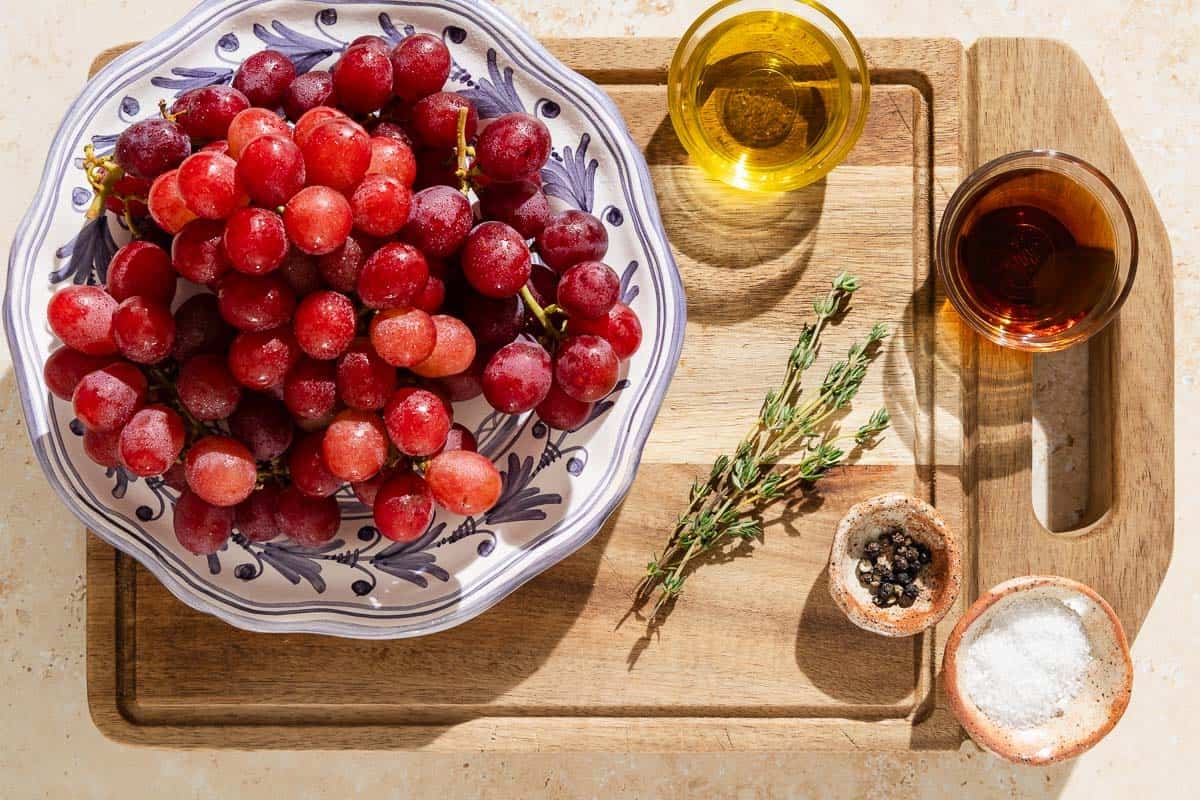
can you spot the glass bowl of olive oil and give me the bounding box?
[668,0,869,192]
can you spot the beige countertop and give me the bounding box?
[1,0,1196,796]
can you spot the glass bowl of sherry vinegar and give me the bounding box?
[936,150,1138,352]
[668,0,870,192]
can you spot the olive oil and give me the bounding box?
[670,10,856,191]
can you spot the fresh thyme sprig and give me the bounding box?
[632,273,890,618]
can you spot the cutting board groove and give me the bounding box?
[83,36,1172,752]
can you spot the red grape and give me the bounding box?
[410,315,475,378]
[171,85,251,141]
[228,326,301,390]
[233,49,296,108]
[437,353,485,401]
[112,296,175,363]
[557,260,619,320]
[222,207,288,275]
[369,307,436,367]
[173,293,234,361]
[357,242,428,309]
[349,174,411,238]
[282,357,337,421]
[104,173,152,219]
[82,427,122,468]
[316,233,373,292]
[171,218,232,284]
[278,250,323,297]
[147,169,198,234]
[274,485,341,546]
[554,334,619,402]
[439,423,477,454]
[370,119,415,146]
[178,354,242,420]
[217,272,296,332]
[535,382,593,431]
[402,185,472,258]
[284,186,353,255]
[477,179,550,239]
[373,471,434,542]
[322,409,389,481]
[412,273,446,313]
[177,151,248,219]
[475,113,551,182]
[226,107,290,159]
[163,461,188,491]
[461,221,531,298]
[332,44,394,113]
[47,285,118,355]
[43,346,115,401]
[350,35,391,53]
[414,146,460,190]
[287,431,342,498]
[185,435,257,506]
[293,105,348,147]
[336,339,396,410]
[228,392,294,460]
[200,140,231,155]
[527,263,559,307]
[294,290,356,359]
[569,301,642,360]
[173,489,234,555]
[283,71,336,121]
[119,404,185,477]
[383,387,452,456]
[536,210,608,272]
[236,134,306,207]
[461,292,523,351]
[106,241,176,304]
[411,92,476,149]
[351,465,396,508]
[301,117,371,190]
[367,135,416,185]
[425,450,502,515]
[114,117,191,180]
[482,341,553,413]
[235,484,282,542]
[390,33,451,102]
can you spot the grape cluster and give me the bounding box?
[45,34,643,558]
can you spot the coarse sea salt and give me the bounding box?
[958,596,1092,729]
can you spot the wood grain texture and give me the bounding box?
[83,36,1171,752]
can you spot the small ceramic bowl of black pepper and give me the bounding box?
[827,493,962,637]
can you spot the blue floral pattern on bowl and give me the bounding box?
[4,0,684,639]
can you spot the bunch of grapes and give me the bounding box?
[44,33,643,557]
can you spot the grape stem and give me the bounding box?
[519,284,561,341]
[81,144,125,221]
[453,106,474,196]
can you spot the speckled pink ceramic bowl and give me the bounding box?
[943,575,1133,765]
[827,493,962,637]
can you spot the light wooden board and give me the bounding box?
[82,37,1172,751]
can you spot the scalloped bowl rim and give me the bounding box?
[3,0,686,638]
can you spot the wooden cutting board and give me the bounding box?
[84,37,1173,751]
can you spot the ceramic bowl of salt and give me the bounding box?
[942,575,1133,765]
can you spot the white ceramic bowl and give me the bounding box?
[4,0,684,638]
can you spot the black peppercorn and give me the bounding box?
[877,581,895,598]
[893,555,910,573]
[894,571,910,585]
[864,541,881,560]
[903,583,921,599]
[879,569,894,583]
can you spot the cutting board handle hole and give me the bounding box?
[1031,329,1114,534]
